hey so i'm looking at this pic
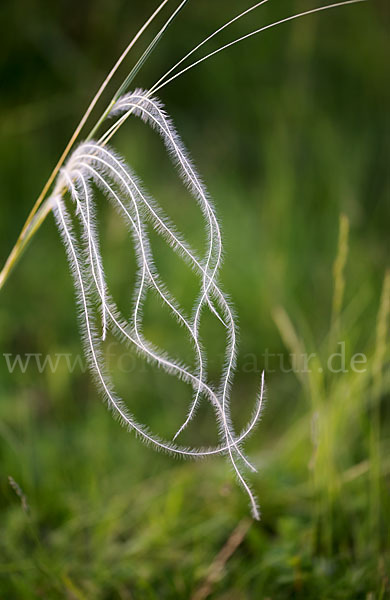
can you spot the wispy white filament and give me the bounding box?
[53,183,265,459]
[53,91,265,517]
[110,92,228,439]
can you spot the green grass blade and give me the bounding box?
[87,0,190,141]
[114,0,190,101]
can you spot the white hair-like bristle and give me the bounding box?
[53,91,265,519]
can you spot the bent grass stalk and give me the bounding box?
[330,213,350,351]
[0,0,367,516]
[0,0,171,292]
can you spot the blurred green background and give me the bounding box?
[0,0,389,597]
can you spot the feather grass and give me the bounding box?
[57,134,263,516]
[1,0,367,517]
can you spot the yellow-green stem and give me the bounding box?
[0,0,171,292]
[0,198,55,291]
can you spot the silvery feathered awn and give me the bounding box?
[0,0,366,518]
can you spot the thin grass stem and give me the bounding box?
[0,0,172,291]
[152,0,367,95]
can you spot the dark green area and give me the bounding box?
[0,0,389,597]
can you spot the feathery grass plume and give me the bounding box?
[0,0,367,519]
[55,134,264,518]
[109,90,232,437]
